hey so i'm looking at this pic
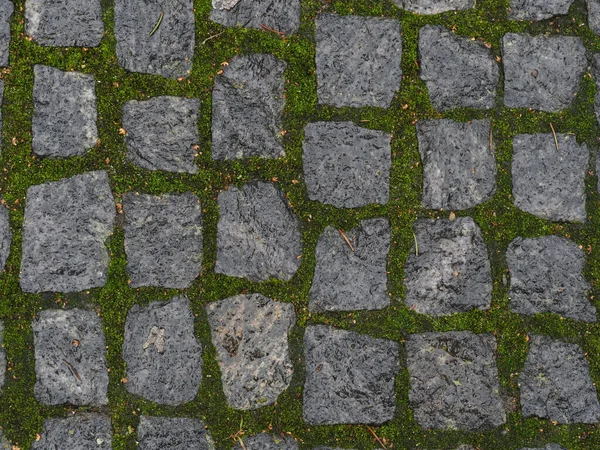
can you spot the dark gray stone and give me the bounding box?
[31,413,112,450]
[0,198,11,273]
[507,236,595,322]
[503,33,587,112]
[417,118,496,210]
[309,218,390,312]
[215,181,302,281]
[0,0,13,66]
[138,416,215,450]
[212,54,286,160]
[206,293,295,410]
[210,0,300,35]
[588,1,600,35]
[315,14,402,108]
[25,0,103,47]
[419,26,499,111]
[234,434,298,450]
[407,331,506,431]
[115,0,194,79]
[303,122,391,208]
[123,192,202,289]
[519,335,600,423]
[123,296,202,406]
[32,308,108,406]
[32,65,98,157]
[123,96,199,173]
[509,0,574,20]
[393,0,475,14]
[303,325,399,425]
[519,445,567,450]
[20,171,116,293]
[512,133,588,222]
[404,217,492,316]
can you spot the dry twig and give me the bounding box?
[259,23,286,36]
[366,426,388,449]
[338,229,355,252]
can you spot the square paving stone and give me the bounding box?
[419,26,499,111]
[123,96,199,173]
[502,33,587,112]
[20,171,116,293]
[417,118,496,210]
[0,0,12,66]
[32,65,98,158]
[315,14,402,108]
[519,335,600,423]
[507,236,595,322]
[407,331,506,431]
[115,0,194,79]
[31,413,112,450]
[303,122,391,208]
[212,54,286,160]
[392,0,475,14]
[235,434,298,450]
[138,416,214,450]
[32,308,109,406]
[25,0,104,47]
[215,181,302,282]
[404,217,492,316]
[206,293,296,410]
[303,324,399,425]
[123,296,202,406]
[210,0,300,35]
[589,1,600,35]
[309,218,390,312]
[509,0,574,20]
[123,192,202,289]
[512,133,588,222]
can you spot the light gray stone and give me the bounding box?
[519,445,567,450]
[0,197,11,273]
[0,0,13,66]
[588,1,600,35]
[393,0,475,14]
[138,416,215,450]
[31,413,112,450]
[210,0,300,35]
[509,0,574,20]
[234,434,298,450]
[206,293,295,410]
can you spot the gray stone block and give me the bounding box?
[519,335,600,423]
[509,0,574,20]
[32,65,98,157]
[115,0,194,79]
[138,416,214,450]
[303,122,391,208]
[419,26,499,111]
[309,218,390,312]
[234,434,298,450]
[32,308,109,406]
[407,331,506,431]
[303,325,399,425]
[206,293,295,410]
[519,445,567,450]
[393,0,475,14]
[212,54,286,160]
[215,181,302,281]
[507,236,595,322]
[0,431,9,450]
[0,197,11,274]
[315,14,402,108]
[31,413,112,450]
[20,171,115,293]
[512,133,588,222]
[503,33,587,112]
[588,1,600,36]
[417,118,496,210]
[123,296,202,406]
[123,192,202,289]
[0,0,13,66]
[404,217,492,316]
[123,96,199,173]
[210,0,300,35]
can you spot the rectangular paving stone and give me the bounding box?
[210,0,300,35]
[138,416,214,450]
[508,0,574,20]
[589,0,600,35]
[0,0,12,66]
[0,172,11,274]
[31,413,112,450]
[393,0,475,14]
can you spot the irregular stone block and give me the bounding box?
[123,296,202,406]
[206,293,295,410]
[519,445,567,450]
[519,335,600,423]
[404,217,492,316]
[115,0,194,79]
[234,434,298,450]
[303,122,391,208]
[210,0,300,35]
[315,14,402,108]
[0,0,13,66]
[512,133,588,222]
[407,331,506,430]
[0,196,11,273]
[393,0,475,14]
[419,26,499,111]
[32,308,109,406]
[31,413,112,450]
[32,65,98,157]
[588,1,600,35]
[509,0,574,20]
[123,96,199,173]
[503,33,587,112]
[124,192,202,289]
[212,54,286,160]
[303,325,399,425]
[20,171,115,293]
[309,218,390,312]
[417,118,496,210]
[215,181,302,281]
[138,416,214,450]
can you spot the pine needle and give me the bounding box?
[149,11,164,36]
[549,122,559,152]
[338,229,355,252]
[413,232,419,256]
[366,426,388,450]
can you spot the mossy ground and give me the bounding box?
[0,0,599,448]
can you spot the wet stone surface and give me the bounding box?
[0,199,12,274]
[407,331,506,431]
[210,0,300,35]
[519,335,600,423]
[393,0,475,14]
[31,413,112,450]
[138,416,214,450]
[309,218,390,312]
[315,14,402,108]
[123,296,202,406]
[419,26,499,111]
[589,0,600,35]
[0,0,12,66]
[303,325,399,425]
[212,54,286,160]
[509,0,574,20]
[235,434,298,450]
[303,122,391,208]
